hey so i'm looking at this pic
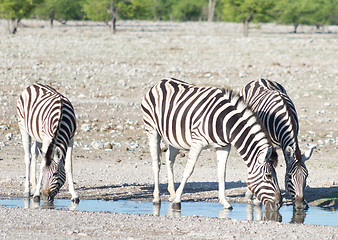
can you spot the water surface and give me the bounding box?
[0,198,336,226]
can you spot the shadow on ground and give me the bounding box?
[74,182,338,209]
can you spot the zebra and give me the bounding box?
[240,78,315,210]
[17,83,79,203]
[141,78,282,211]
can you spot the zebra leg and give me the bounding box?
[34,140,51,202]
[216,145,232,209]
[65,138,79,203]
[33,138,52,202]
[166,145,179,202]
[245,187,253,200]
[171,143,203,210]
[20,129,32,198]
[30,141,41,193]
[148,130,162,205]
[245,186,262,205]
[33,157,44,202]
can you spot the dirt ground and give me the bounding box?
[0,20,337,239]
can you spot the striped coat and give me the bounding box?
[142,78,282,210]
[17,83,79,203]
[241,78,315,209]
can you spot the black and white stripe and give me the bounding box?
[142,78,282,210]
[17,83,79,203]
[241,78,315,210]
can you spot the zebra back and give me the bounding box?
[17,83,62,142]
[17,83,76,162]
[240,78,299,152]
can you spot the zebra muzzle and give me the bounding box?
[41,189,55,203]
[41,188,50,197]
[294,196,308,210]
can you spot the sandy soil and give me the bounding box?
[0,20,337,239]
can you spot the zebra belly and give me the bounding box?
[159,131,192,150]
[20,118,52,144]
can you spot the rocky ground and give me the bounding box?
[0,20,337,239]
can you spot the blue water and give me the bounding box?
[0,198,336,226]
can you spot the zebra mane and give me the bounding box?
[35,83,59,94]
[225,88,278,165]
[276,91,302,162]
[45,96,63,166]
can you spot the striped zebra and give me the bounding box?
[17,83,79,203]
[141,78,282,211]
[240,78,315,210]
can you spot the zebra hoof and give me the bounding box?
[33,195,40,202]
[171,202,181,210]
[72,197,80,204]
[253,199,262,206]
[223,205,233,210]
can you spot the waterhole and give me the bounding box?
[0,198,336,226]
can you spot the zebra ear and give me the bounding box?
[258,146,272,164]
[285,146,294,163]
[302,144,316,162]
[265,146,272,161]
[54,147,62,160]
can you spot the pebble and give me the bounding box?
[105,143,113,149]
[81,124,91,132]
[91,141,104,150]
[5,133,13,141]
[0,125,8,130]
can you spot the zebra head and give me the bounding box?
[284,145,315,210]
[42,145,66,203]
[247,146,282,211]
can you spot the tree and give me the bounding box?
[83,0,153,33]
[208,0,219,21]
[312,0,338,26]
[153,0,174,20]
[34,0,85,27]
[273,0,319,33]
[0,0,42,33]
[221,0,275,36]
[171,0,207,21]
[117,0,153,20]
[82,0,119,33]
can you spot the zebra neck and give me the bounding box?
[53,112,69,161]
[229,125,271,168]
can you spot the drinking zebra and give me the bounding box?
[17,83,79,203]
[240,78,315,210]
[141,78,282,211]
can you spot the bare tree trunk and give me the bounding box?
[208,0,218,22]
[243,15,252,37]
[112,15,116,34]
[293,23,299,33]
[8,19,19,34]
[243,19,249,37]
[110,0,117,34]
